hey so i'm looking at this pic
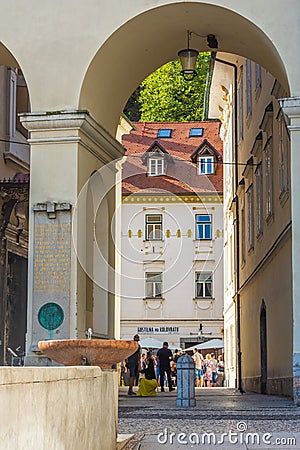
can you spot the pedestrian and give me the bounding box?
[137,351,158,396]
[210,353,218,387]
[192,348,204,387]
[173,349,181,386]
[125,334,141,395]
[203,353,213,387]
[217,355,225,387]
[157,342,174,392]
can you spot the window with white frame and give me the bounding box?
[247,184,254,250]
[148,157,165,176]
[265,137,273,221]
[278,111,289,198]
[145,272,162,298]
[255,163,263,237]
[246,59,252,117]
[145,214,163,240]
[238,71,244,142]
[197,155,214,174]
[195,272,212,298]
[195,214,212,240]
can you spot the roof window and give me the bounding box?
[189,128,204,137]
[157,129,172,138]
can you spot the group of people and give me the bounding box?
[192,348,224,387]
[123,335,225,397]
[125,337,175,396]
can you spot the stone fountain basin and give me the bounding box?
[38,339,138,369]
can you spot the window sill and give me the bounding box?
[256,230,263,241]
[193,297,214,302]
[143,240,165,243]
[248,245,254,254]
[279,189,289,207]
[143,297,164,302]
[193,239,213,243]
[266,212,274,226]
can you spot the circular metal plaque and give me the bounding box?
[38,303,64,331]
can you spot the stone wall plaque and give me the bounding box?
[32,204,71,349]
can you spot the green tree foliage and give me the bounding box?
[123,86,141,122]
[138,53,210,122]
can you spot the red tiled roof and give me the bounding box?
[122,121,223,196]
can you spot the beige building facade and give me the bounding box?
[210,54,292,395]
[0,1,299,401]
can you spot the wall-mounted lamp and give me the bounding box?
[207,34,218,49]
[178,31,199,81]
[178,31,219,81]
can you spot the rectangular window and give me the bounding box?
[189,128,204,137]
[265,137,273,221]
[8,68,17,138]
[195,272,212,298]
[148,157,165,176]
[255,163,263,237]
[278,112,289,197]
[146,272,162,298]
[195,215,212,240]
[145,214,163,240]
[197,156,214,174]
[247,184,254,250]
[255,63,261,91]
[157,129,172,138]
[246,59,252,117]
[241,207,246,265]
[238,71,243,141]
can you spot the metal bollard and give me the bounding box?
[176,354,196,407]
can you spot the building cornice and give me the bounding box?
[19,110,125,164]
[279,97,300,131]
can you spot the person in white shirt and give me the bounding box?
[192,348,204,387]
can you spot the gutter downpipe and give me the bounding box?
[214,56,244,393]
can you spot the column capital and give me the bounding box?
[19,110,125,164]
[279,97,300,131]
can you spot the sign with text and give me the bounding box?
[138,326,180,334]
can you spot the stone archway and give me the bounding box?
[79,2,291,135]
[0,3,297,398]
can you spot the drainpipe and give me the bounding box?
[212,56,244,393]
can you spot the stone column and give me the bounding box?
[280,97,300,404]
[20,111,124,363]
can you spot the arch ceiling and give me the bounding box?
[80,2,289,135]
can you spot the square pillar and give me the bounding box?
[280,97,300,403]
[20,111,124,362]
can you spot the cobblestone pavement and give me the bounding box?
[118,387,300,449]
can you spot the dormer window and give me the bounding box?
[148,156,165,176]
[191,139,221,176]
[198,155,214,174]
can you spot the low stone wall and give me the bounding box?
[0,366,118,450]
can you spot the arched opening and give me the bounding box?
[0,42,30,365]
[79,2,289,135]
[77,2,293,397]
